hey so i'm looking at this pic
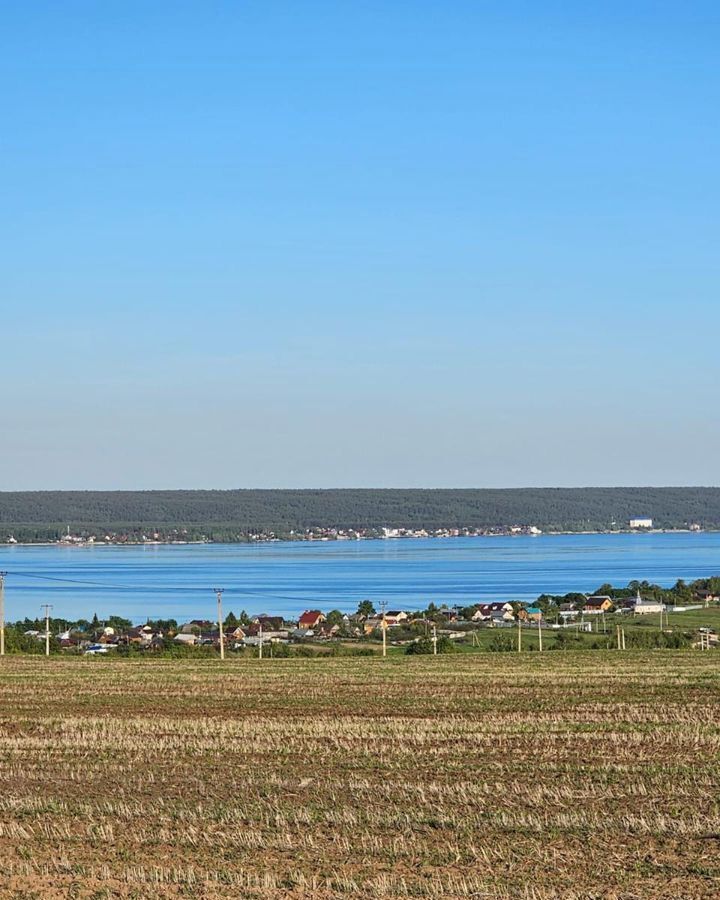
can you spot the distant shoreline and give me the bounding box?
[0,528,714,549]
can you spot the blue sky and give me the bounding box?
[1,1,718,489]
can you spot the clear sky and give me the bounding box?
[1,1,718,489]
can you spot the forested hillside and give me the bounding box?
[0,488,719,542]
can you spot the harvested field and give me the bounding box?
[0,653,718,898]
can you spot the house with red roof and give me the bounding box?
[298,610,326,629]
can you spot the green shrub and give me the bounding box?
[406,636,456,655]
[553,631,585,650]
[487,632,514,653]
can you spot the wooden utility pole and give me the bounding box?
[41,604,53,657]
[538,617,543,652]
[380,600,387,658]
[621,627,626,651]
[0,572,6,657]
[517,617,522,652]
[259,623,264,660]
[214,589,225,660]
[432,624,438,656]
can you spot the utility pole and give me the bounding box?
[432,624,438,656]
[621,627,626,651]
[214,589,225,660]
[517,616,522,652]
[0,572,6,657]
[41,604,53,657]
[259,623,264,660]
[380,600,387,658]
[538,616,543,652]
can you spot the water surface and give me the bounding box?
[0,532,718,622]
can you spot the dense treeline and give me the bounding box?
[0,487,719,541]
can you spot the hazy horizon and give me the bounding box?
[1,484,719,493]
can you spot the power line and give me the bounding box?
[1,570,312,604]
[3,570,448,613]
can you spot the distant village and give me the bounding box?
[12,578,720,655]
[7,524,546,545]
[5,516,708,546]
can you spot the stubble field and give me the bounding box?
[0,653,718,899]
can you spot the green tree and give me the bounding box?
[424,602,442,622]
[106,616,133,633]
[356,600,375,617]
[326,609,344,627]
[536,596,556,619]
[146,618,177,633]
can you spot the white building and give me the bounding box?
[629,518,653,529]
[174,633,197,645]
[634,600,664,615]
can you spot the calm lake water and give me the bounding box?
[1,532,719,622]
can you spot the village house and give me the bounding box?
[125,624,160,645]
[521,606,543,622]
[174,632,197,645]
[98,628,120,646]
[298,610,326,629]
[253,615,285,630]
[363,617,384,633]
[584,596,613,614]
[472,602,514,623]
[316,623,342,639]
[290,627,313,640]
[615,597,638,612]
[633,597,665,615]
[558,603,579,619]
[383,610,409,626]
[223,625,246,643]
